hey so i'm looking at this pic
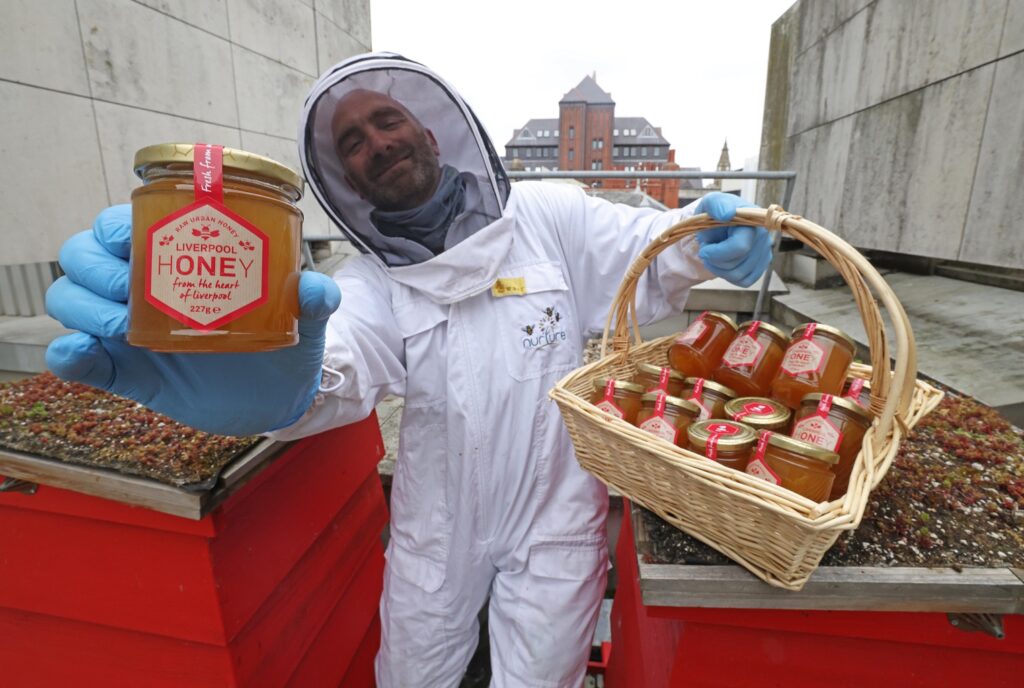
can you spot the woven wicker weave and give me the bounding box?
[550,205,944,590]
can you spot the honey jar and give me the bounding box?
[711,321,788,397]
[686,420,757,470]
[632,363,686,397]
[591,379,645,425]
[668,311,738,378]
[792,393,873,500]
[635,392,701,446]
[745,431,839,502]
[769,323,857,409]
[128,143,303,352]
[723,397,792,432]
[680,377,736,421]
[843,377,872,410]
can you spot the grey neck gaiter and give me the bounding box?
[370,165,466,256]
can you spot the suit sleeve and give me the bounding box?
[533,183,714,337]
[267,255,406,440]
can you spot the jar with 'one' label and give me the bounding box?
[712,321,788,397]
[745,431,839,502]
[769,323,857,409]
[791,393,873,500]
[686,420,757,471]
[590,379,645,425]
[634,392,701,446]
[668,311,738,378]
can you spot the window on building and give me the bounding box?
[598,139,604,149]
[519,128,532,139]
[526,148,532,158]
[507,147,514,158]
[554,130,559,137]
[596,160,603,170]
[569,126,575,139]
[631,128,637,136]
[613,129,619,136]
[630,147,637,156]
[613,146,620,156]
[568,149,574,161]
[641,147,648,156]
[641,126,655,137]
[653,147,661,157]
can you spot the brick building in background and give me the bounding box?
[504,75,684,208]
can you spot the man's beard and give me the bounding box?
[365,140,441,211]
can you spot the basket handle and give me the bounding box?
[598,205,918,452]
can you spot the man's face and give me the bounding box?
[331,89,442,212]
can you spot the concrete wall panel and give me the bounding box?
[858,0,1004,113]
[820,8,867,124]
[316,16,370,74]
[133,0,230,37]
[316,0,372,47]
[787,40,824,136]
[1002,0,1024,55]
[233,46,314,138]
[79,0,238,126]
[0,83,108,265]
[961,52,1024,268]
[239,131,332,237]
[838,93,924,252]
[788,117,854,235]
[898,65,994,259]
[94,102,243,204]
[0,0,90,96]
[227,0,317,76]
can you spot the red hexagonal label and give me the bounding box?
[145,200,269,331]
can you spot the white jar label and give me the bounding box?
[792,414,843,451]
[596,399,624,419]
[675,316,708,346]
[721,334,763,368]
[781,338,826,376]
[144,144,268,331]
[746,458,781,485]
[640,415,677,443]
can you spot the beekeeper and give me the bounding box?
[46,53,772,687]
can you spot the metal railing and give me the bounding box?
[302,168,798,320]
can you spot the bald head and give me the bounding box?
[330,89,442,211]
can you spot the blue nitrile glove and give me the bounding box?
[45,205,341,436]
[695,192,773,287]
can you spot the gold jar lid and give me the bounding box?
[682,377,737,398]
[636,363,686,381]
[764,432,840,464]
[702,311,739,330]
[724,397,791,425]
[134,143,304,193]
[790,323,857,353]
[640,392,701,415]
[736,320,788,343]
[687,420,757,448]
[593,378,645,395]
[799,392,873,423]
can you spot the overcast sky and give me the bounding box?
[372,0,796,172]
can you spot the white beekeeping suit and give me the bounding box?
[277,53,714,687]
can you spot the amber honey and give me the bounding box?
[680,377,736,421]
[633,363,686,397]
[686,420,756,470]
[635,392,701,446]
[770,323,857,409]
[745,431,838,502]
[668,311,737,378]
[128,143,303,352]
[591,379,645,425]
[792,393,872,500]
[712,321,788,397]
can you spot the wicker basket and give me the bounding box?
[550,205,944,591]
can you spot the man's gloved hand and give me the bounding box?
[695,192,773,287]
[45,205,341,436]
